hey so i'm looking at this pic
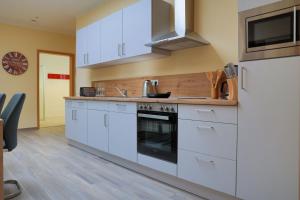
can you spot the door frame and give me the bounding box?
[37,50,75,128]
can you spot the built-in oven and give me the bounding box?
[137,103,177,164]
[239,0,300,61]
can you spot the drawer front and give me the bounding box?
[178,105,237,124]
[179,120,237,160]
[71,101,87,109]
[109,102,137,114]
[178,149,236,196]
[88,101,109,111]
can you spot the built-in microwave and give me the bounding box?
[239,0,300,61]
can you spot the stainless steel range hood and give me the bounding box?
[146,0,209,51]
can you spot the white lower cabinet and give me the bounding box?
[87,110,109,152]
[109,111,137,162]
[138,154,177,176]
[178,149,236,196]
[65,102,88,144]
[179,120,237,160]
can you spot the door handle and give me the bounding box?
[241,66,247,90]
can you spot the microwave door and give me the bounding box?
[296,6,300,45]
[246,7,296,53]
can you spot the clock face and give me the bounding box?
[2,52,28,75]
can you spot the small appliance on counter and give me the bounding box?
[206,63,238,100]
[142,80,171,98]
[221,63,238,100]
[142,80,157,97]
[80,87,96,97]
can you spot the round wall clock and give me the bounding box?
[2,52,28,75]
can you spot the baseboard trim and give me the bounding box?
[68,140,238,200]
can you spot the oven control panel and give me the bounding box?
[137,103,178,113]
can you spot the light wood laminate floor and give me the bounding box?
[4,127,204,200]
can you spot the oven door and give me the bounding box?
[246,7,296,53]
[137,111,177,163]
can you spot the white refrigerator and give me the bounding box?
[237,56,300,200]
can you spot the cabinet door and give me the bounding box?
[86,21,101,65]
[87,110,109,152]
[101,11,123,62]
[109,112,137,162]
[122,0,152,58]
[76,28,87,67]
[65,105,76,140]
[73,109,88,144]
[237,57,300,200]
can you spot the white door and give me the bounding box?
[122,0,152,58]
[87,110,109,152]
[101,11,123,62]
[76,28,87,67]
[237,57,300,200]
[86,21,101,65]
[109,112,137,162]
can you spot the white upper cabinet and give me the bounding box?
[122,0,152,58]
[87,21,101,65]
[76,28,87,67]
[238,0,282,12]
[76,21,101,67]
[76,0,170,68]
[101,11,123,63]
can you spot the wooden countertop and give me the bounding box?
[64,96,238,106]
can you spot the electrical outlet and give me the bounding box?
[151,80,159,86]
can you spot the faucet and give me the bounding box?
[115,87,128,97]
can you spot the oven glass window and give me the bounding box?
[137,112,177,163]
[248,12,294,48]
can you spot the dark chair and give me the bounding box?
[0,93,6,114]
[1,93,26,200]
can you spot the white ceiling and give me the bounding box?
[0,0,104,35]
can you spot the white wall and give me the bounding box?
[39,53,70,126]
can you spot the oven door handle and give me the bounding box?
[138,113,169,121]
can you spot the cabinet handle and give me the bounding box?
[197,126,214,130]
[104,114,109,128]
[195,157,215,166]
[241,66,247,90]
[122,43,126,56]
[83,54,86,64]
[196,109,214,113]
[118,44,122,56]
[72,110,74,120]
[86,53,89,64]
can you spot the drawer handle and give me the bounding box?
[197,126,214,130]
[195,157,215,166]
[196,109,214,113]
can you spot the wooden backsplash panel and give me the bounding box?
[92,73,211,97]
